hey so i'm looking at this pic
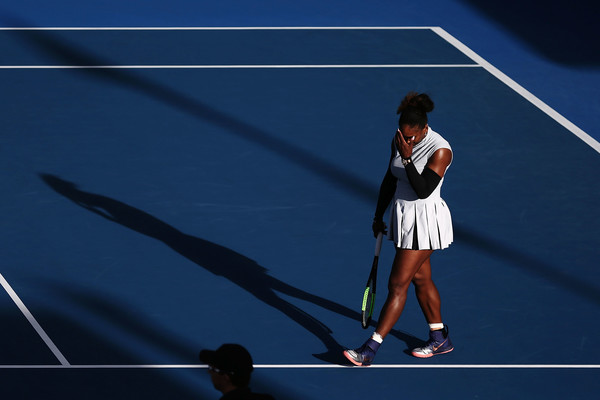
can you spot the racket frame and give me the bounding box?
[361,232,383,329]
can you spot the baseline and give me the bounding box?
[0,64,481,69]
[1,364,599,369]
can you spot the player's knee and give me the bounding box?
[412,275,433,289]
[388,279,410,296]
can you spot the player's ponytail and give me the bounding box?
[397,92,434,128]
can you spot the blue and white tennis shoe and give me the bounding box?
[411,325,454,358]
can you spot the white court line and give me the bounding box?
[0,26,433,31]
[432,27,600,154]
[0,273,70,366]
[0,64,480,69]
[0,364,598,369]
[0,27,596,370]
[1,26,595,153]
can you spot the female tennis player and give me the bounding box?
[344,92,454,365]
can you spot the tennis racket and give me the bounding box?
[361,232,383,329]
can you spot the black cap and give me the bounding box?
[199,344,254,377]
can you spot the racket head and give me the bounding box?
[360,233,382,329]
[361,279,375,329]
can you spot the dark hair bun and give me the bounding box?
[397,92,434,115]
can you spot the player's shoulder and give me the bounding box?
[428,127,451,151]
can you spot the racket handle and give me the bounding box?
[374,232,383,256]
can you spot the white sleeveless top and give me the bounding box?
[388,127,453,250]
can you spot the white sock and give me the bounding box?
[371,332,383,343]
[429,323,444,331]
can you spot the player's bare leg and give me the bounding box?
[412,257,442,324]
[375,249,433,338]
[343,249,432,366]
[411,257,454,358]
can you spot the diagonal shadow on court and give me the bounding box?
[454,227,600,306]
[7,24,376,203]
[40,174,422,364]
[0,298,291,400]
[44,285,301,400]
[11,22,598,315]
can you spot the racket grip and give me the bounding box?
[374,232,383,256]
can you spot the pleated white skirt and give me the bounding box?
[388,198,453,250]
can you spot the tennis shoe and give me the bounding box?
[411,325,454,358]
[343,338,380,366]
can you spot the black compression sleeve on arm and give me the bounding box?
[404,162,442,199]
[374,168,397,220]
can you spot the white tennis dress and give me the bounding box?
[388,127,453,250]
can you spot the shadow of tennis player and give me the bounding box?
[40,174,421,364]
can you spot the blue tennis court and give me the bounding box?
[1,25,599,399]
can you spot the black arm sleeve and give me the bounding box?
[374,167,397,221]
[404,162,442,199]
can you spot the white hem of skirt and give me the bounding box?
[388,198,453,250]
